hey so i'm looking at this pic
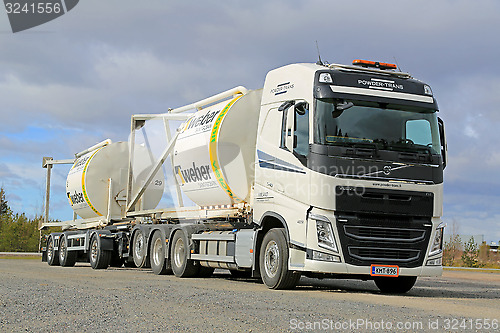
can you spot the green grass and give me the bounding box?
[0,255,41,260]
[444,267,500,273]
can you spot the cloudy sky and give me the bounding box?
[0,0,499,241]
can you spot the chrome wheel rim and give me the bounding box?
[90,239,98,263]
[47,239,54,262]
[134,233,144,260]
[152,237,163,267]
[59,237,66,261]
[173,237,185,268]
[264,240,279,278]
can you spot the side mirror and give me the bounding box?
[278,100,294,112]
[336,101,354,112]
[294,101,309,115]
[279,101,295,150]
[438,117,447,169]
[332,101,353,118]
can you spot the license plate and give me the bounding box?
[370,265,399,277]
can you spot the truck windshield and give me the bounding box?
[314,99,441,155]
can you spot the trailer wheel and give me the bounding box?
[47,236,59,266]
[59,234,76,267]
[89,235,111,269]
[132,229,150,268]
[170,230,199,277]
[150,231,171,275]
[259,228,301,289]
[374,276,417,294]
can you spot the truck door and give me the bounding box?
[255,100,311,204]
[254,100,311,249]
[274,101,310,203]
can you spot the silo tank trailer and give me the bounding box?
[41,60,447,293]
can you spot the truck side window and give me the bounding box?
[294,105,309,163]
[406,119,432,146]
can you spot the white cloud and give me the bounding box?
[464,125,478,139]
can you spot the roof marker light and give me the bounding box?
[352,59,397,70]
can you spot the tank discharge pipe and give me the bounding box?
[165,86,248,114]
[75,139,112,158]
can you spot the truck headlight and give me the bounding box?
[316,219,338,253]
[428,224,444,257]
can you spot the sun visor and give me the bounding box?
[314,70,439,110]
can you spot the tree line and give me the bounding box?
[0,187,42,252]
[442,220,500,269]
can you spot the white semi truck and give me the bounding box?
[41,59,447,293]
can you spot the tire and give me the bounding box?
[59,234,76,267]
[89,235,111,269]
[259,228,301,289]
[132,229,150,268]
[150,231,171,275]
[170,230,199,277]
[374,276,417,294]
[47,236,59,266]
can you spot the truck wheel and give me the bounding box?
[150,231,171,275]
[59,234,76,267]
[132,229,150,268]
[259,228,301,289]
[89,235,111,269]
[374,276,417,294]
[47,236,60,266]
[170,230,199,277]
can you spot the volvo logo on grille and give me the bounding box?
[383,165,392,175]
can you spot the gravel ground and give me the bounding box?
[0,259,499,333]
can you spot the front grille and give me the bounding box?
[336,187,433,268]
[337,217,431,268]
[348,247,420,263]
[344,225,426,243]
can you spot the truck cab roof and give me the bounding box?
[263,62,438,110]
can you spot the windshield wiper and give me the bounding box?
[372,138,389,149]
[387,140,433,155]
[328,141,380,158]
